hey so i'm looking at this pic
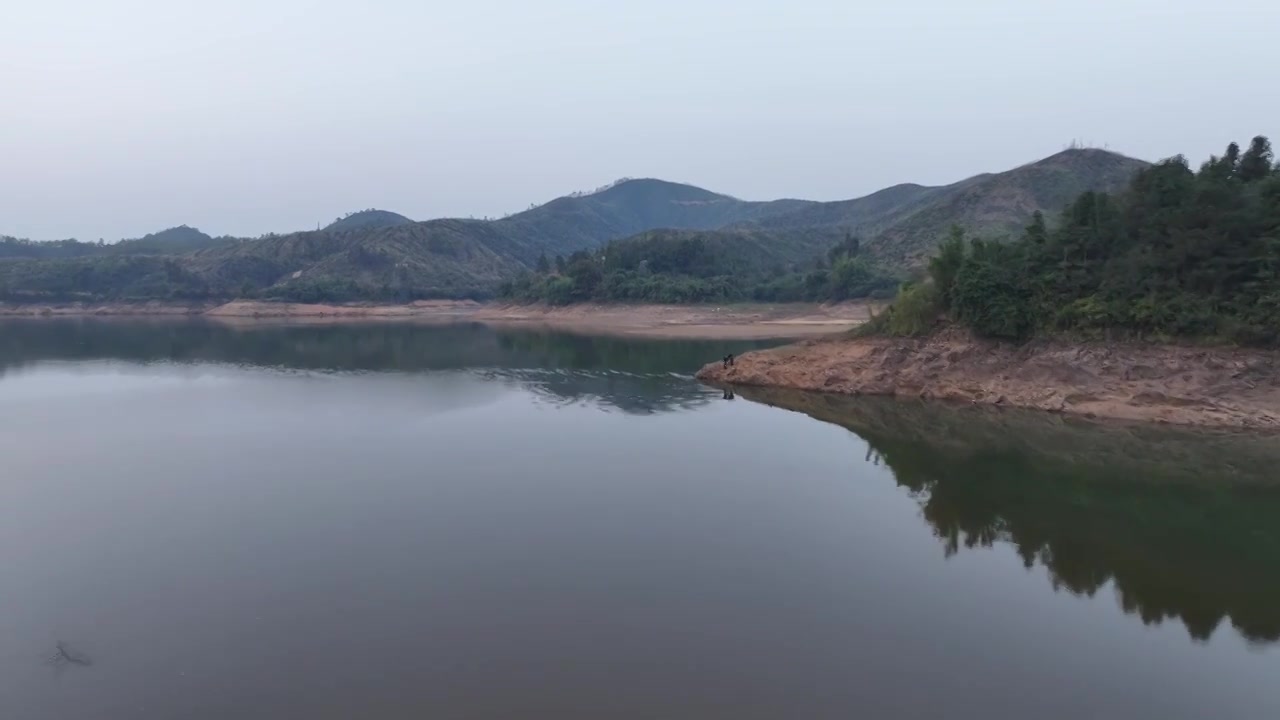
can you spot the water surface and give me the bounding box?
[2,320,1278,719]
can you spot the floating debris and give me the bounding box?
[46,641,92,669]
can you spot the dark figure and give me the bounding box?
[722,388,736,400]
[722,353,735,368]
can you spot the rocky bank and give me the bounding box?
[696,328,1280,429]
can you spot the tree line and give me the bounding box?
[498,231,899,305]
[866,136,1280,345]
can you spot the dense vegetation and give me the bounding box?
[868,137,1280,345]
[498,229,899,304]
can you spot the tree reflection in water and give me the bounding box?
[734,386,1280,645]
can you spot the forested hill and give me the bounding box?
[116,225,235,254]
[751,147,1148,266]
[0,225,233,259]
[866,136,1280,345]
[324,210,414,233]
[484,178,816,261]
[500,229,898,304]
[0,150,1149,303]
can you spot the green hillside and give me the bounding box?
[869,149,1149,266]
[114,225,235,254]
[866,136,1280,344]
[172,180,818,301]
[754,148,1148,267]
[501,228,898,304]
[179,220,528,301]
[486,178,815,261]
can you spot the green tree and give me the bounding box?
[535,252,550,274]
[566,252,603,299]
[1239,136,1274,183]
[1026,211,1048,245]
[927,225,967,309]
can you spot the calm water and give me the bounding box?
[2,320,1279,719]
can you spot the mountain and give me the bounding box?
[486,178,815,261]
[752,182,944,233]
[189,220,529,301]
[184,179,818,300]
[114,225,233,254]
[868,149,1149,266]
[1,225,232,260]
[0,151,1149,303]
[752,148,1148,267]
[324,210,414,233]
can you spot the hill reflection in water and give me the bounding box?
[0,319,774,415]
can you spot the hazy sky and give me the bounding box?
[3,0,1277,241]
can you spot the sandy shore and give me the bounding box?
[0,300,217,317]
[697,327,1280,429]
[470,302,877,338]
[0,300,876,340]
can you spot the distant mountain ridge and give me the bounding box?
[325,210,414,233]
[0,225,234,260]
[116,225,234,254]
[0,149,1149,302]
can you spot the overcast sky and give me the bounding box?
[2,0,1276,241]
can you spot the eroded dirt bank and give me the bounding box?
[697,328,1280,429]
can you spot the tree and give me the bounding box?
[828,233,862,264]
[535,252,550,274]
[554,254,566,274]
[1239,136,1274,183]
[928,225,967,309]
[566,253,602,299]
[1026,211,1048,244]
[1224,142,1241,173]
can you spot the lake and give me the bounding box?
[2,320,1279,719]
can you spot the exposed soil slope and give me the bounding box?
[697,328,1280,428]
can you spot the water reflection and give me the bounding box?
[0,319,773,415]
[733,387,1280,644]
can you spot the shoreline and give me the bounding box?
[0,300,876,340]
[696,327,1280,429]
